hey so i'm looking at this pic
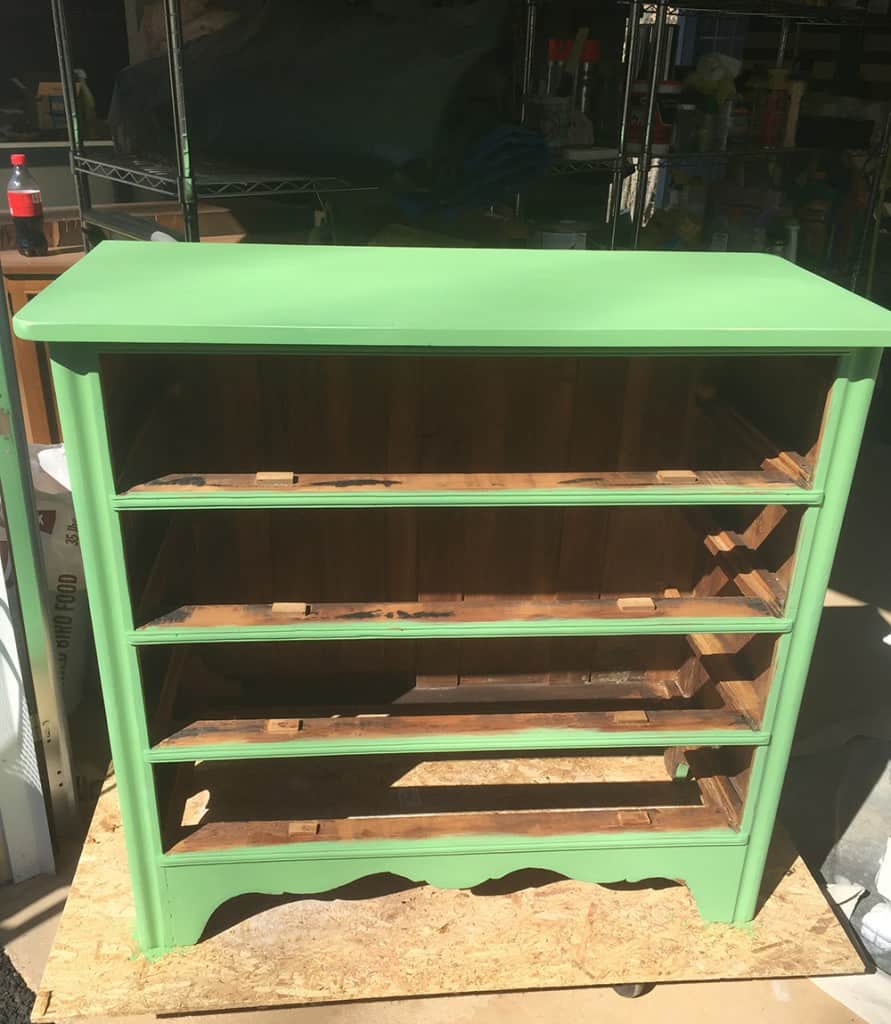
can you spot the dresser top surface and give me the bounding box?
[14,241,891,349]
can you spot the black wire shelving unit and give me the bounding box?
[50,0,385,245]
[49,0,891,276]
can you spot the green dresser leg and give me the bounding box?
[685,845,749,923]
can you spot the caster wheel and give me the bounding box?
[612,983,653,999]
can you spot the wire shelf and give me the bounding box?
[72,154,378,200]
[73,155,178,196]
[636,0,891,25]
[548,156,621,174]
[548,145,851,176]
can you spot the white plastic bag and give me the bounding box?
[0,445,89,712]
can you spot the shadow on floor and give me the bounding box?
[780,436,891,973]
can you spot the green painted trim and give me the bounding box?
[157,839,750,946]
[739,745,771,837]
[733,347,883,921]
[81,341,856,359]
[743,353,865,839]
[754,631,793,742]
[779,504,821,622]
[740,628,796,836]
[111,486,823,510]
[24,329,887,352]
[160,827,747,868]
[810,358,849,494]
[755,355,854,736]
[50,347,168,953]
[128,616,793,645]
[145,727,770,763]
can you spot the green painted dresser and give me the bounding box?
[15,241,890,954]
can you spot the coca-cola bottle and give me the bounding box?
[7,154,48,258]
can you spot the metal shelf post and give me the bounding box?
[519,0,539,125]
[515,0,539,219]
[610,2,642,248]
[163,0,200,242]
[850,110,891,295]
[632,4,668,247]
[49,0,93,250]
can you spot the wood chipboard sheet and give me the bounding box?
[35,775,863,1021]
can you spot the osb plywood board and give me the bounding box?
[34,775,863,1021]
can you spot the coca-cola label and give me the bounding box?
[7,190,42,218]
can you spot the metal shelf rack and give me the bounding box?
[49,0,891,266]
[50,0,378,245]
[516,0,891,269]
[48,0,616,246]
[70,154,379,201]
[638,0,891,27]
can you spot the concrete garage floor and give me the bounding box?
[3,424,891,1024]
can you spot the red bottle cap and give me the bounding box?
[11,153,26,166]
[547,38,576,61]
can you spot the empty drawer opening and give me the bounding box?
[100,353,835,493]
[122,505,803,630]
[156,748,754,854]
[141,634,777,749]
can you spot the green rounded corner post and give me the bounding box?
[28,245,887,953]
[50,344,170,953]
[732,347,882,921]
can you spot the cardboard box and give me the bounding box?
[36,81,66,132]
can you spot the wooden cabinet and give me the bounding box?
[14,242,889,954]
[1,248,78,442]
